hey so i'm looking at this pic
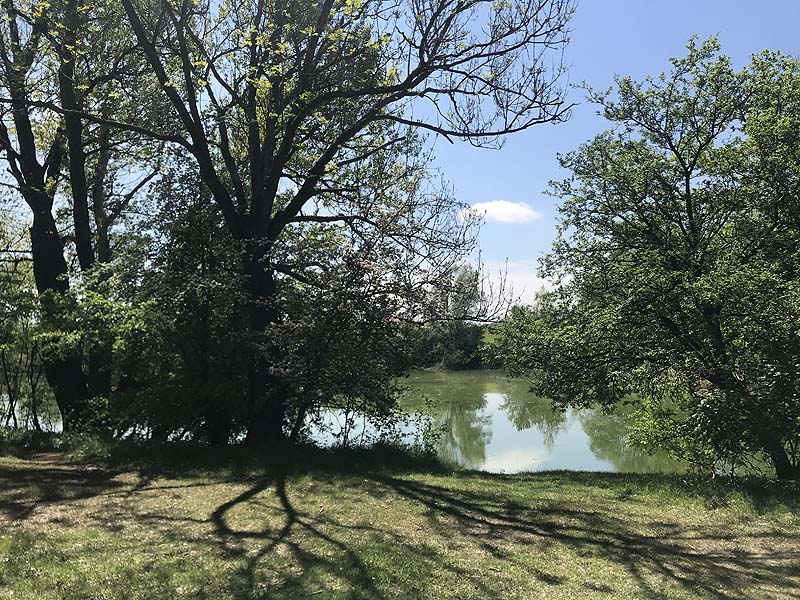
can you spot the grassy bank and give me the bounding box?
[0,440,799,599]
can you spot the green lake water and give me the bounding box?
[321,370,684,474]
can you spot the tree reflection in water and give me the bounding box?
[402,371,684,473]
[496,379,566,447]
[578,404,685,473]
[401,371,491,469]
[402,371,567,469]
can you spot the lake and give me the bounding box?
[316,370,684,474]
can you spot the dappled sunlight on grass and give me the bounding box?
[0,450,798,599]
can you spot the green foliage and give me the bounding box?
[414,321,486,370]
[0,212,57,431]
[274,260,418,442]
[104,161,250,443]
[493,38,800,478]
[411,265,491,370]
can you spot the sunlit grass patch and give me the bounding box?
[0,447,798,599]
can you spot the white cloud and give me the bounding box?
[467,200,541,224]
[481,447,549,473]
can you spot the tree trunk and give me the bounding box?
[760,434,798,480]
[87,348,112,401]
[58,0,95,273]
[243,244,286,444]
[205,412,233,446]
[27,345,43,432]
[289,399,310,442]
[29,208,90,432]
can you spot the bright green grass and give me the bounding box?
[0,443,799,599]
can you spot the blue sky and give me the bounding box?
[433,0,800,302]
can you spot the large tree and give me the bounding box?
[95,0,576,441]
[0,0,162,429]
[493,39,800,479]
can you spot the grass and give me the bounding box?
[0,438,799,599]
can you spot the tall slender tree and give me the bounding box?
[0,0,162,429]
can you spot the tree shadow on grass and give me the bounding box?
[0,459,124,521]
[2,451,799,599]
[365,473,800,599]
[208,471,501,599]
[201,467,800,599]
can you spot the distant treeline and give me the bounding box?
[411,322,497,371]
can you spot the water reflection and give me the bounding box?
[397,370,684,474]
[402,371,492,468]
[577,405,685,474]
[8,369,681,473]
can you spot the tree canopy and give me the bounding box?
[0,0,575,444]
[492,39,800,479]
